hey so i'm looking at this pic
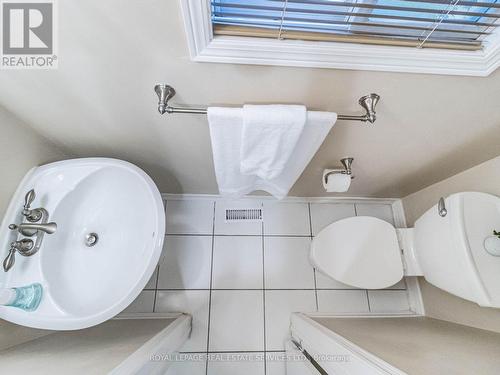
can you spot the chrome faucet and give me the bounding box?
[9,222,57,236]
[3,190,56,272]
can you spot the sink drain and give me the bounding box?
[85,233,99,247]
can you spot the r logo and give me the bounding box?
[2,2,53,54]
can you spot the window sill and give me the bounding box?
[181,0,500,77]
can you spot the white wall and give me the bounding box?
[1,0,500,198]
[402,155,500,333]
[0,106,69,218]
[402,156,500,226]
[0,105,69,350]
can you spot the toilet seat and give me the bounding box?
[310,216,404,289]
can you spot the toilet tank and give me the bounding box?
[415,192,500,308]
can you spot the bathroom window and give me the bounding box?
[180,0,500,75]
[212,0,500,50]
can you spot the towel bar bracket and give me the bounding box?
[154,84,380,124]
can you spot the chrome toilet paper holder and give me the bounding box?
[324,157,355,185]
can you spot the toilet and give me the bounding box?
[311,192,500,308]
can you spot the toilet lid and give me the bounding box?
[311,216,403,289]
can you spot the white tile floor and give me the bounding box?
[155,290,210,352]
[126,197,413,374]
[212,236,263,289]
[157,236,213,290]
[264,237,315,289]
[209,290,264,351]
[206,353,265,375]
[265,290,316,351]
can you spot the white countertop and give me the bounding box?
[0,318,175,374]
[313,316,500,375]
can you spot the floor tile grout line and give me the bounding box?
[165,233,213,236]
[165,233,312,238]
[145,287,406,292]
[153,201,167,313]
[152,264,160,312]
[313,268,319,312]
[308,203,319,312]
[179,350,287,358]
[318,288,407,291]
[262,234,312,237]
[261,220,267,375]
[148,287,408,291]
[181,350,287,353]
[154,288,317,291]
[307,203,314,237]
[207,350,274,353]
[205,201,216,375]
[366,290,372,312]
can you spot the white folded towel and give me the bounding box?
[261,111,337,199]
[241,104,306,180]
[207,107,336,199]
[207,107,255,197]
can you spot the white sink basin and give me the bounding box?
[0,158,165,330]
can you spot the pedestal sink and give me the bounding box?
[0,158,165,330]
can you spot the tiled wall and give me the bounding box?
[123,197,413,375]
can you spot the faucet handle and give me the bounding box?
[438,197,447,217]
[3,246,16,272]
[23,189,36,213]
[9,222,57,235]
[21,189,44,222]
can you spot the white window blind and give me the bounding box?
[211,0,500,50]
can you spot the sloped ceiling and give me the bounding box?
[0,0,499,198]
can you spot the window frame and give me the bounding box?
[181,0,500,76]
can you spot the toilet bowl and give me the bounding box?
[310,192,500,308]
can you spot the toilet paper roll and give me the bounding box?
[324,172,351,192]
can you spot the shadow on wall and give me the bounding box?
[402,155,500,225]
[0,106,70,219]
[128,160,183,194]
[419,278,500,334]
[386,125,500,198]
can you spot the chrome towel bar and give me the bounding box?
[155,84,380,124]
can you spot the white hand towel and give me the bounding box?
[207,107,256,197]
[207,107,336,199]
[257,111,337,199]
[241,104,306,180]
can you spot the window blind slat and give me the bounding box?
[214,21,482,43]
[212,1,497,27]
[404,0,500,8]
[213,24,482,50]
[211,0,500,50]
[264,0,500,18]
[213,11,490,36]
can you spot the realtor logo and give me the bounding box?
[1,0,57,68]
